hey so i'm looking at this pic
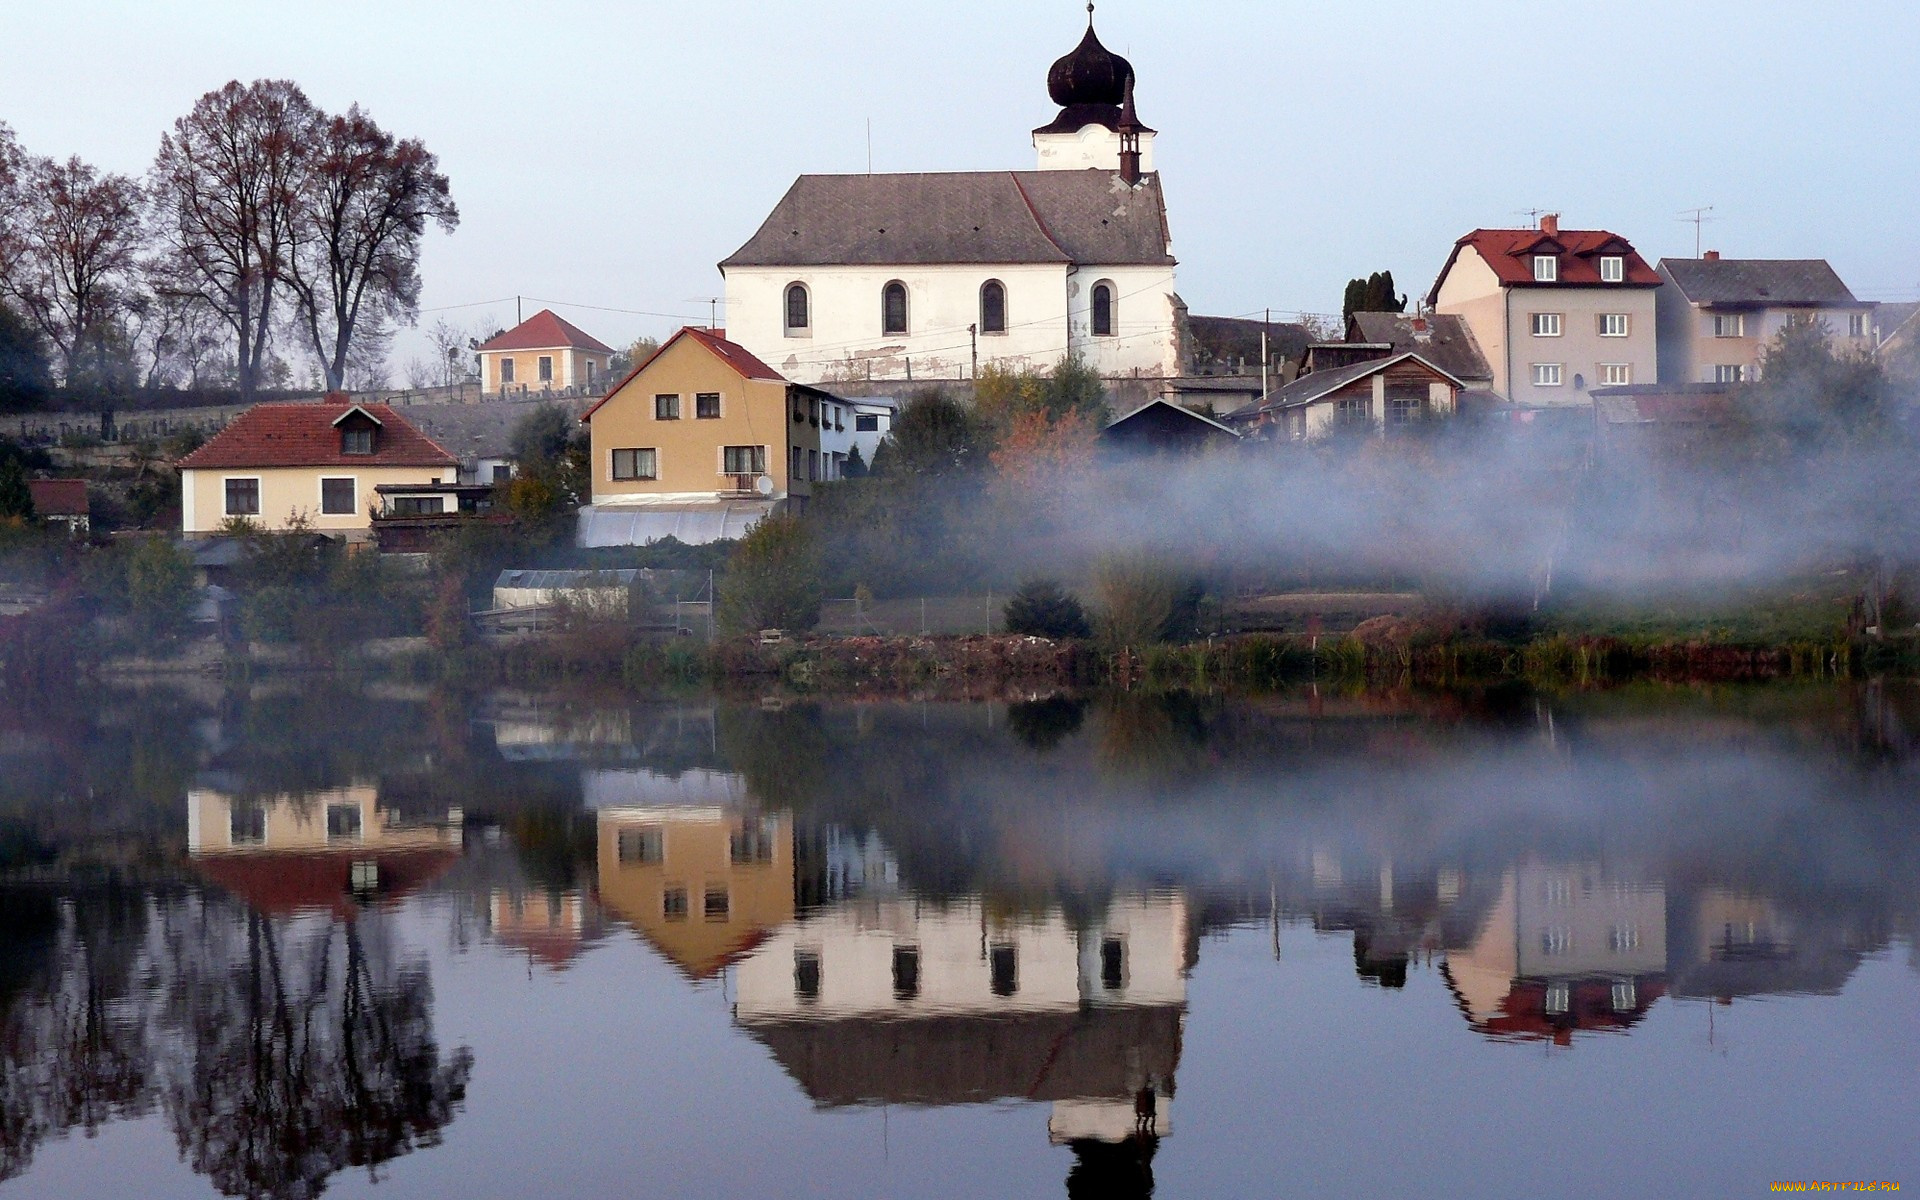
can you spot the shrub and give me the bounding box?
[1092,554,1182,648]
[125,537,195,640]
[1002,578,1091,639]
[716,513,822,635]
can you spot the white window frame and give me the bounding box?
[1599,313,1630,338]
[1599,255,1625,283]
[783,282,812,336]
[1712,313,1745,338]
[224,476,262,517]
[1599,363,1631,387]
[1532,255,1558,282]
[1848,312,1868,338]
[1530,312,1563,338]
[722,444,767,477]
[1713,364,1748,383]
[318,476,357,516]
[1531,363,1564,387]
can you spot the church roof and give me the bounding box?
[720,170,1175,270]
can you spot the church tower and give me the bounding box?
[1033,5,1157,173]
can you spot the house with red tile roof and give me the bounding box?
[25,478,89,535]
[1428,215,1660,407]
[476,309,616,397]
[177,399,461,539]
[577,326,844,547]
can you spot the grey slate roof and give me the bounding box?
[1874,301,1920,345]
[1659,258,1860,307]
[1346,312,1493,383]
[402,397,592,465]
[720,171,1175,269]
[1231,352,1463,420]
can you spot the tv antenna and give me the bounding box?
[1513,208,1552,229]
[1678,206,1717,258]
[684,297,723,329]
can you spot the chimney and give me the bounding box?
[1539,213,1559,237]
[1703,249,1721,261]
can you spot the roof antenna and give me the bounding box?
[866,118,872,175]
[1677,206,1717,258]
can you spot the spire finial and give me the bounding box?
[1088,2,1096,24]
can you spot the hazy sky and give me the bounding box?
[4,0,1916,374]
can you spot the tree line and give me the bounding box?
[0,80,456,412]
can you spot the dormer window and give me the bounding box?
[341,427,374,455]
[1532,255,1558,283]
[1599,255,1625,283]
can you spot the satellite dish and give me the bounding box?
[755,475,775,496]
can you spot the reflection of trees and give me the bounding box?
[0,889,470,1198]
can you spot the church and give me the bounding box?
[719,8,1181,386]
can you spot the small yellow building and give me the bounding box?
[476,309,616,397]
[177,399,461,539]
[578,326,831,546]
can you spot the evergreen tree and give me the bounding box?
[841,443,868,479]
[0,457,31,520]
[0,304,52,413]
[1341,271,1409,321]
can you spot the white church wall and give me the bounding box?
[1034,127,1157,172]
[1066,262,1182,378]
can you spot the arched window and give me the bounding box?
[1091,281,1116,338]
[882,281,909,336]
[980,280,1007,335]
[784,283,810,334]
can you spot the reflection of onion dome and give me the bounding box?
[1047,20,1134,108]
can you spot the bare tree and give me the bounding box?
[148,80,320,402]
[1,155,145,387]
[0,123,26,282]
[284,106,457,391]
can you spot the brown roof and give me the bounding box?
[1346,312,1494,383]
[25,478,87,517]
[178,402,460,471]
[476,309,615,354]
[582,327,787,422]
[193,847,460,918]
[1427,227,1660,304]
[720,171,1175,269]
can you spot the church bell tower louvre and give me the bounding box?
[1033,3,1157,173]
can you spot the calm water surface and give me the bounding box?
[1,681,1917,1198]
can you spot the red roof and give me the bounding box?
[582,326,787,422]
[193,846,461,917]
[26,479,88,516]
[1428,227,1661,304]
[476,309,616,354]
[178,402,460,471]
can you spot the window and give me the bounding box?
[704,887,730,920]
[1533,254,1558,282]
[491,463,511,485]
[1713,313,1745,338]
[882,281,908,335]
[980,279,1007,334]
[326,804,362,840]
[1091,281,1116,337]
[1531,363,1564,387]
[785,283,810,333]
[1530,312,1563,337]
[1541,927,1573,955]
[695,392,721,419]
[989,944,1018,996]
[1388,397,1423,425]
[341,426,374,455]
[618,827,663,864]
[1849,312,1868,337]
[230,803,266,845]
[855,414,879,433]
[722,445,766,476]
[320,477,356,515]
[585,360,596,384]
[654,393,680,420]
[833,405,843,431]
[1599,363,1632,387]
[1600,313,1630,338]
[1545,982,1571,1016]
[794,948,822,1000]
[808,449,819,482]
[1611,980,1638,1012]
[892,945,921,1000]
[1714,364,1748,383]
[389,495,445,516]
[499,357,515,384]
[611,448,657,482]
[662,888,688,920]
[538,355,553,383]
[729,821,775,864]
[790,445,803,484]
[1543,878,1573,905]
[1101,938,1126,990]
[224,477,260,516]
[1608,924,1642,953]
[1599,255,1625,283]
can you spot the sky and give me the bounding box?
[3,0,1917,376]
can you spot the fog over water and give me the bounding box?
[0,681,1915,1197]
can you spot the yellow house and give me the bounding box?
[595,804,794,980]
[177,399,461,540]
[476,309,616,397]
[578,326,831,546]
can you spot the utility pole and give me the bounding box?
[1261,307,1270,398]
[969,324,978,380]
[516,295,522,325]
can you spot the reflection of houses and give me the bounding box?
[186,785,461,915]
[488,889,603,971]
[1667,889,1866,1001]
[593,772,794,979]
[1442,864,1667,1044]
[735,890,1189,1146]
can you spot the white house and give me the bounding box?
[819,395,899,475]
[719,12,1180,386]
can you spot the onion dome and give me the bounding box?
[1047,15,1134,108]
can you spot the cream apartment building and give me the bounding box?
[1655,254,1875,384]
[1428,215,1660,407]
